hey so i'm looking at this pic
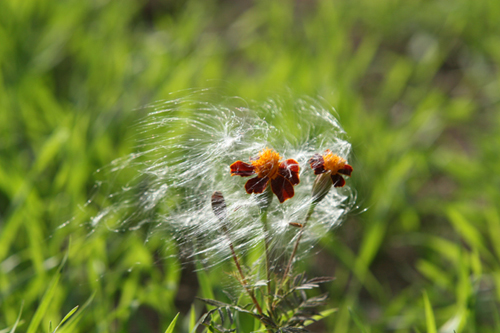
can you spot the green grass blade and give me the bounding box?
[55,293,95,333]
[51,306,79,333]
[349,307,368,333]
[26,270,62,333]
[164,313,180,333]
[26,252,68,333]
[8,302,23,333]
[189,305,197,332]
[423,290,437,333]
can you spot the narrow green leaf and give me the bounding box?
[304,308,337,326]
[26,245,69,333]
[416,259,452,290]
[51,306,79,333]
[349,307,368,333]
[192,310,217,333]
[189,305,196,332]
[55,293,94,333]
[423,290,437,333]
[8,302,23,333]
[447,208,488,258]
[32,128,69,174]
[26,271,62,333]
[197,297,232,308]
[164,313,179,333]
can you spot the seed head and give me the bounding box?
[84,90,355,266]
[211,191,227,222]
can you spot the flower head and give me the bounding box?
[309,149,353,187]
[230,148,300,203]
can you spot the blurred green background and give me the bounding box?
[1,0,500,332]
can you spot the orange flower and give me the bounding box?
[309,150,353,187]
[230,148,300,203]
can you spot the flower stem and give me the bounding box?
[223,226,265,317]
[212,192,273,332]
[260,210,273,311]
[277,203,316,296]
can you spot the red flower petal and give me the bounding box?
[331,174,346,187]
[230,161,255,177]
[279,159,300,185]
[309,154,326,174]
[338,164,353,176]
[271,175,295,203]
[245,176,270,194]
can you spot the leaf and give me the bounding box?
[52,293,94,333]
[278,327,309,333]
[447,208,484,251]
[211,323,235,333]
[290,315,316,323]
[196,298,277,331]
[189,305,197,332]
[306,277,335,284]
[197,298,267,322]
[8,301,23,333]
[301,294,329,307]
[226,306,234,326]
[164,313,179,333]
[191,309,215,333]
[303,308,337,326]
[293,273,306,287]
[423,291,437,333]
[51,306,79,333]
[295,283,319,290]
[197,297,233,308]
[217,307,225,324]
[349,308,368,333]
[202,310,218,325]
[26,252,68,333]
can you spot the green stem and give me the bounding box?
[260,210,272,311]
[223,226,265,318]
[283,203,315,279]
[274,203,316,306]
[212,191,273,331]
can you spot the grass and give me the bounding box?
[1,0,500,332]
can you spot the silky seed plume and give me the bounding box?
[82,90,355,268]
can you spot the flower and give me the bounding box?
[309,149,353,187]
[230,148,300,203]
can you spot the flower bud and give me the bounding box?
[211,191,227,221]
[311,172,333,205]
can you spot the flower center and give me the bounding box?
[323,150,346,174]
[251,148,281,179]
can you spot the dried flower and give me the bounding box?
[309,149,353,187]
[230,148,300,203]
[211,191,227,222]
